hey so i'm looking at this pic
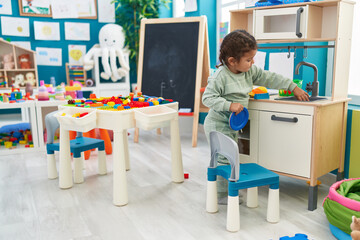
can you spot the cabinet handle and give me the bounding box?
[271,115,298,123]
[296,7,304,38]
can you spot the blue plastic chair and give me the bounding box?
[45,111,107,183]
[206,131,280,232]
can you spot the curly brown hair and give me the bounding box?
[217,29,257,68]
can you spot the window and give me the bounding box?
[216,0,245,62]
[173,0,185,18]
[348,1,360,105]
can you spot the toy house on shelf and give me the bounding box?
[0,39,38,89]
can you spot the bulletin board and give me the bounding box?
[18,0,98,19]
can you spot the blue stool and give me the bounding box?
[45,111,107,183]
[206,131,280,232]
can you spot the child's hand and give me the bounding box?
[293,86,310,101]
[230,103,244,115]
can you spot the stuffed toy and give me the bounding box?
[13,74,25,88]
[2,53,15,70]
[18,54,31,69]
[83,24,129,82]
[351,216,360,240]
[25,72,36,86]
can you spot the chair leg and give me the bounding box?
[226,195,240,232]
[98,150,107,175]
[267,188,280,223]
[74,157,84,184]
[206,180,218,213]
[47,154,58,179]
[81,152,85,170]
[247,187,258,208]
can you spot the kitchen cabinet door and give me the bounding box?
[258,111,312,178]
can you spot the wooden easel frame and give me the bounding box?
[135,16,210,147]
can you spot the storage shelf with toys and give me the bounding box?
[0,39,38,89]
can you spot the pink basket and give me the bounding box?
[323,178,360,212]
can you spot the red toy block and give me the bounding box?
[184,173,189,179]
[79,112,88,118]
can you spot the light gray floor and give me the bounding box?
[0,120,337,240]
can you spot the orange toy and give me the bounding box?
[248,86,267,97]
[83,129,112,160]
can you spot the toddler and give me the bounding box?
[202,29,309,204]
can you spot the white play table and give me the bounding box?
[57,102,184,206]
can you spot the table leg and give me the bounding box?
[123,130,130,171]
[113,130,128,206]
[134,127,139,143]
[35,106,43,149]
[170,116,184,183]
[59,127,73,189]
[29,106,39,149]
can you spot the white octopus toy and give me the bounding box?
[83,24,130,82]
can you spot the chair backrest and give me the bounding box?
[209,131,239,182]
[45,111,60,144]
[45,110,82,144]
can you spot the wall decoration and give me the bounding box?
[1,16,30,37]
[36,47,62,66]
[64,22,90,41]
[98,0,115,23]
[74,0,97,19]
[68,45,86,65]
[184,0,197,12]
[19,0,51,17]
[51,0,78,19]
[0,0,12,15]
[34,21,60,40]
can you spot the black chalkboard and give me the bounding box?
[140,22,200,111]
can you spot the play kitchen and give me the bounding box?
[230,0,353,211]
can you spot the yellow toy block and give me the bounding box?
[19,140,27,144]
[107,102,115,106]
[153,100,159,105]
[139,97,145,102]
[65,86,81,91]
[123,99,129,105]
[5,141,12,148]
[30,144,34,148]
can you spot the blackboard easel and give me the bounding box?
[135,16,210,147]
